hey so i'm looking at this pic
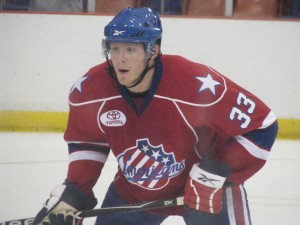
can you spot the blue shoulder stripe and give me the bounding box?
[243,121,278,150]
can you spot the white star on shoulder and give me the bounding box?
[71,76,88,93]
[195,74,221,95]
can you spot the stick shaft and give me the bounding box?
[77,196,184,218]
[1,197,184,224]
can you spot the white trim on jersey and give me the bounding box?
[69,95,122,106]
[226,187,237,225]
[69,150,108,163]
[226,185,251,225]
[240,186,251,225]
[172,101,200,158]
[234,135,270,160]
[259,111,277,129]
[97,99,107,134]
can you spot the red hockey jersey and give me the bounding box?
[64,55,277,214]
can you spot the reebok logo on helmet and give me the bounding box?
[113,30,125,36]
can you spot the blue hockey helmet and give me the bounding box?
[103,7,162,58]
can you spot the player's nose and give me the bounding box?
[118,49,126,62]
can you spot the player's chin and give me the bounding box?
[116,76,130,86]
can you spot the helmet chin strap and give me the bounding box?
[125,58,155,89]
[105,53,160,89]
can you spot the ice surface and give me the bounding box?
[1,132,299,224]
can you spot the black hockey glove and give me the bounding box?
[33,181,97,225]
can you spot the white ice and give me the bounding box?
[0,132,299,224]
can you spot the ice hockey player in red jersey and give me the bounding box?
[33,7,278,225]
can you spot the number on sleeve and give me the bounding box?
[229,92,256,129]
[237,92,256,113]
[230,107,251,129]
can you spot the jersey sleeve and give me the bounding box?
[201,67,278,184]
[63,69,110,196]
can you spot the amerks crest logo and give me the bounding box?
[100,110,126,127]
[117,138,185,190]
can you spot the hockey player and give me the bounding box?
[33,7,278,225]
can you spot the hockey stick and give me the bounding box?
[77,196,184,218]
[1,196,184,225]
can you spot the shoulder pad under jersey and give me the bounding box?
[68,63,120,105]
[158,55,226,106]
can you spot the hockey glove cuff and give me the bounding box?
[184,157,230,214]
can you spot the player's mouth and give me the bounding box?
[118,68,129,74]
[117,68,129,75]
[117,68,130,79]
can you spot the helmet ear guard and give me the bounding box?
[101,39,109,59]
[145,41,159,58]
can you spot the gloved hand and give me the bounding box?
[184,156,230,214]
[33,181,97,225]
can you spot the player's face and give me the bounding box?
[109,42,148,87]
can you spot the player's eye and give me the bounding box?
[110,46,119,52]
[126,47,136,53]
